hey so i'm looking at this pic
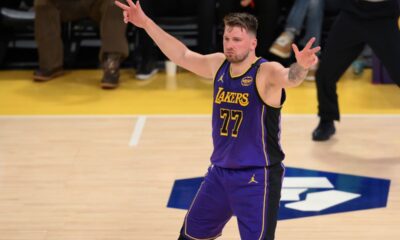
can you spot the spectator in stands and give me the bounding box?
[135,0,216,80]
[33,0,129,89]
[312,0,400,141]
[270,0,324,59]
[269,0,324,81]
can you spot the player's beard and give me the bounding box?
[225,51,249,64]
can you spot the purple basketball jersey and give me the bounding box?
[210,58,285,168]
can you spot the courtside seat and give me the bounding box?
[156,16,199,47]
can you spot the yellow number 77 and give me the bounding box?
[220,108,243,137]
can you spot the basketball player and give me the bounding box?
[115,1,320,239]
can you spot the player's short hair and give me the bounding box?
[223,12,258,36]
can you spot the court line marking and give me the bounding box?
[0,114,399,119]
[129,116,146,147]
[0,114,398,149]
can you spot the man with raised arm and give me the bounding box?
[115,1,320,239]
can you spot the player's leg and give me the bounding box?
[229,164,284,240]
[178,166,233,240]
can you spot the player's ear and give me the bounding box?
[251,38,257,51]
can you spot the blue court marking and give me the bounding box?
[167,167,390,220]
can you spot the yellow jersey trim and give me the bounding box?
[229,57,262,79]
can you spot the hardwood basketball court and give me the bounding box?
[0,114,399,240]
[0,68,399,239]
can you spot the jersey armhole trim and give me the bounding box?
[254,63,284,109]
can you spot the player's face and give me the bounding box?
[223,26,257,63]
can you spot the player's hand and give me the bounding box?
[292,37,320,70]
[240,0,253,7]
[114,0,149,28]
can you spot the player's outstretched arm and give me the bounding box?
[264,37,320,88]
[115,0,224,79]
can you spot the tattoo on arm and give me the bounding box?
[288,63,308,84]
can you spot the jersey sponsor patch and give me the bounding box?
[241,76,253,87]
[167,167,390,220]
